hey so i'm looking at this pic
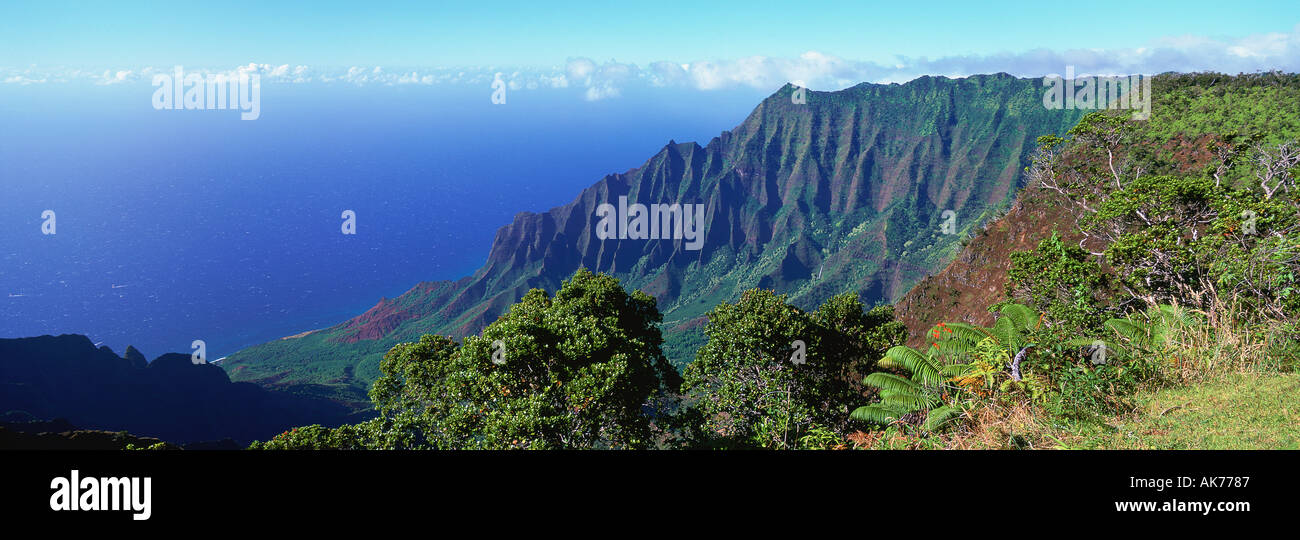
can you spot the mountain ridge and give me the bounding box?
[222,73,1088,407]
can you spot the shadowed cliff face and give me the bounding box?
[223,73,1087,399]
[0,335,352,445]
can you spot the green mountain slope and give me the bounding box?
[221,73,1087,408]
[895,72,1300,341]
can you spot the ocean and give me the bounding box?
[0,80,769,359]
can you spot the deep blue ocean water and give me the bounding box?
[0,81,769,359]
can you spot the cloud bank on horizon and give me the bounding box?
[4,23,1299,101]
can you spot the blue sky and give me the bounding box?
[2,0,1298,69]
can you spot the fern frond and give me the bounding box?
[850,404,907,424]
[881,346,943,387]
[939,363,971,377]
[880,391,939,411]
[933,339,978,359]
[1105,318,1153,349]
[998,303,1039,333]
[921,405,963,431]
[863,372,922,394]
[991,316,1021,349]
[942,323,991,345]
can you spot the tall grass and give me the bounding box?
[1163,296,1298,384]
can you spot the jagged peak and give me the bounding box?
[124,345,148,366]
[659,139,702,157]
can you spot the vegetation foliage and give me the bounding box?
[254,72,1299,451]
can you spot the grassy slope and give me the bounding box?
[1046,373,1299,450]
[870,372,1300,450]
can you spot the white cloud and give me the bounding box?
[584,82,621,101]
[3,23,1298,96]
[563,23,1300,94]
[647,61,687,87]
[562,57,641,100]
[95,69,134,85]
[3,75,46,85]
[538,73,568,88]
[566,57,597,81]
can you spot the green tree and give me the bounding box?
[680,290,904,449]
[1082,174,1219,308]
[1006,230,1113,336]
[248,424,373,450]
[253,269,678,449]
